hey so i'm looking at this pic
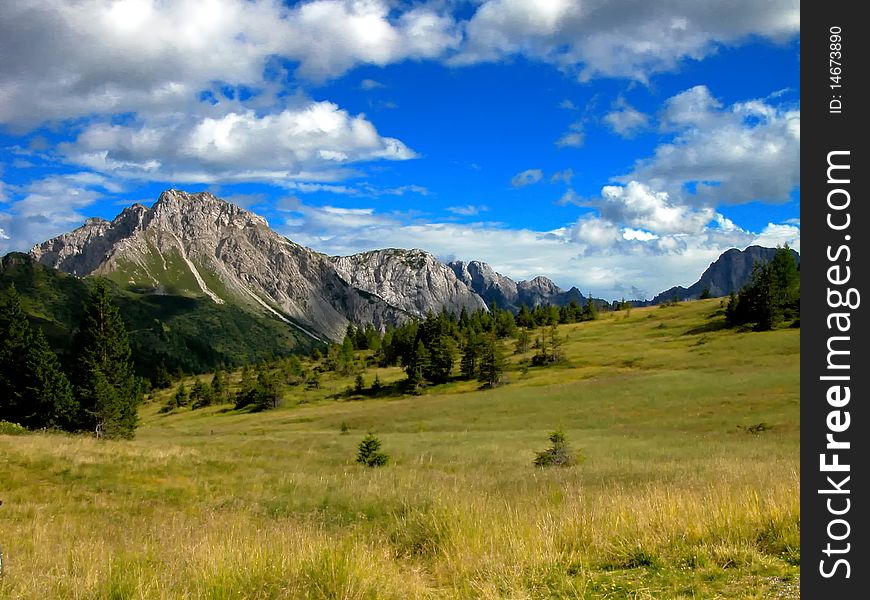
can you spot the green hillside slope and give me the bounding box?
[1,253,318,377]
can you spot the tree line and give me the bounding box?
[725,245,800,331]
[0,281,141,438]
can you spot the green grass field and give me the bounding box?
[0,299,799,599]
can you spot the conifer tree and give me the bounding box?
[460,332,483,379]
[210,367,227,403]
[1,285,76,430]
[190,379,212,409]
[0,285,31,424]
[478,334,507,388]
[72,280,141,438]
[25,328,77,429]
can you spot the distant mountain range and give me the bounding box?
[1,189,798,372]
[649,245,800,305]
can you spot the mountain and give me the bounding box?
[448,260,587,312]
[330,249,486,317]
[650,245,801,304]
[29,190,487,341]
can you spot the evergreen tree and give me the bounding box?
[460,332,483,379]
[0,285,33,425]
[235,364,257,407]
[25,328,77,429]
[253,365,281,411]
[171,382,190,408]
[356,433,389,467]
[516,304,535,328]
[1,285,78,430]
[478,334,507,388]
[515,329,531,354]
[190,379,213,409]
[583,295,598,321]
[72,280,141,438]
[425,333,456,383]
[210,367,227,404]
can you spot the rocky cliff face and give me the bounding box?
[331,249,487,318]
[31,190,414,341]
[449,260,519,309]
[650,245,801,304]
[448,260,586,311]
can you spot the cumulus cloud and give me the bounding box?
[597,181,715,235]
[454,0,799,81]
[556,121,584,148]
[550,169,574,184]
[447,205,488,216]
[0,0,462,127]
[621,85,800,205]
[60,101,417,183]
[511,168,543,187]
[0,172,114,253]
[360,79,385,90]
[604,98,649,137]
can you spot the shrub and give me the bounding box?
[0,421,28,436]
[356,433,389,467]
[534,430,579,467]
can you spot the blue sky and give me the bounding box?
[0,0,800,301]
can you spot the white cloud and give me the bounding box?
[60,101,416,183]
[559,99,577,110]
[511,169,543,187]
[550,169,574,184]
[556,121,584,148]
[454,0,799,82]
[754,222,801,252]
[360,79,385,90]
[597,181,715,235]
[447,205,488,216]
[622,228,658,242]
[604,98,649,137]
[0,172,112,253]
[621,86,800,205]
[0,0,462,127]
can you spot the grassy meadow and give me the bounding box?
[0,299,800,599]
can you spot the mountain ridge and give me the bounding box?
[25,189,799,342]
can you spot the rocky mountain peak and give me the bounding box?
[330,248,487,317]
[149,189,269,232]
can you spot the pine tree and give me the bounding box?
[478,334,506,388]
[356,433,389,467]
[210,367,227,404]
[190,379,213,409]
[171,382,189,408]
[425,333,456,383]
[25,328,77,429]
[460,332,483,379]
[72,280,141,438]
[1,285,76,430]
[0,285,32,424]
[583,295,598,321]
[515,329,531,354]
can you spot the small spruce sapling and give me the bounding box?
[356,432,389,467]
[534,429,580,467]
